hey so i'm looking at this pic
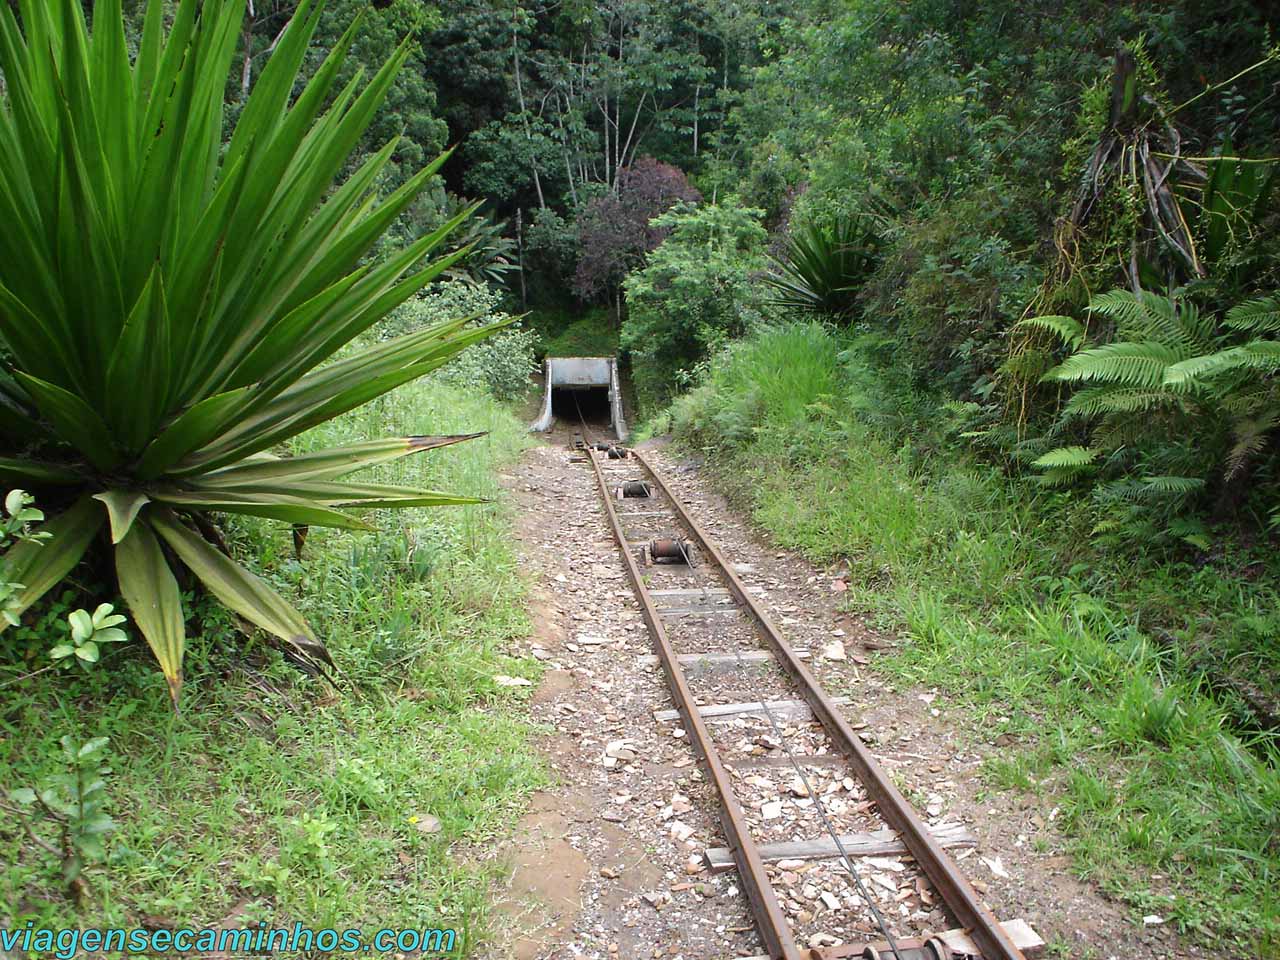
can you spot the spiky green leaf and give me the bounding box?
[115,521,185,704]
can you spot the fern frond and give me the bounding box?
[1220,386,1279,416]
[1143,475,1207,495]
[1226,409,1280,479]
[1032,446,1099,468]
[1047,341,1183,387]
[1089,289,1152,325]
[1224,294,1280,334]
[1062,386,1185,418]
[1089,289,1213,353]
[1036,468,1080,487]
[1014,314,1086,349]
[1166,340,1280,385]
[1092,414,1156,450]
[1166,517,1212,550]
[1001,347,1056,380]
[1098,475,1205,503]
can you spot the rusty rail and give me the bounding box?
[627,449,1026,960]
[586,447,803,958]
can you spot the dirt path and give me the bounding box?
[480,431,1205,960]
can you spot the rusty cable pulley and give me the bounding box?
[648,537,691,564]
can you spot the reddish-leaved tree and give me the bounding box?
[574,157,701,305]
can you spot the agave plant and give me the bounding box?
[762,217,880,317]
[0,0,507,702]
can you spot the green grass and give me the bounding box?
[0,377,543,954]
[530,306,619,358]
[656,321,1280,954]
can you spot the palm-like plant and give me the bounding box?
[762,217,880,317]
[1023,290,1280,491]
[0,0,507,702]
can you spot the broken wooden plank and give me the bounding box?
[649,586,766,598]
[727,751,846,770]
[702,821,975,872]
[653,696,849,724]
[656,605,744,617]
[649,587,734,598]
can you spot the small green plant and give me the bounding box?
[1,489,48,547]
[1026,289,1280,530]
[49,604,129,671]
[1,489,48,626]
[8,736,114,898]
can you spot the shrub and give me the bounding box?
[389,284,537,401]
[762,216,882,317]
[0,0,503,702]
[621,201,771,411]
[533,308,618,359]
[667,321,841,453]
[862,194,1037,396]
[1025,289,1280,529]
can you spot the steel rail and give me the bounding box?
[629,449,1026,960]
[586,448,804,960]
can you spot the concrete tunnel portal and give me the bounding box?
[529,357,628,440]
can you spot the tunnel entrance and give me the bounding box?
[551,385,612,425]
[530,357,628,439]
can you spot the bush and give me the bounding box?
[574,157,701,303]
[532,308,619,359]
[389,284,537,400]
[621,201,771,411]
[862,193,1037,396]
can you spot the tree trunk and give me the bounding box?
[1107,47,1139,133]
[515,207,527,310]
[240,1,255,100]
[693,83,700,156]
[512,25,545,210]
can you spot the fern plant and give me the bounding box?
[1026,289,1280,518]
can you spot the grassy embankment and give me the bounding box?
[0,378,543,954]
[643,321,1280,954]
[528,306,618,358]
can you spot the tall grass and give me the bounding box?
[659,321,1280,952]
[0,377,542,953]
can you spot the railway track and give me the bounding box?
[581,440,1043,960]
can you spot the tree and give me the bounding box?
[622,200,769,408]
[574,157,701,306]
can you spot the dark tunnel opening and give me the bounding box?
[551,385,612,426]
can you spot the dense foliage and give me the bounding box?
[621,202,768,408]
[389,283,539,401]
[4,0,1280,947]
[573,157,701,303]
